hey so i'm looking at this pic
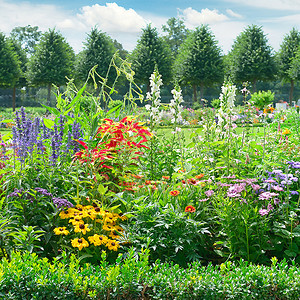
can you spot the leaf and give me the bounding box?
[41,104,61,116]
[65,84,87,111]
[97,184,108,195]
[43,118,55,129]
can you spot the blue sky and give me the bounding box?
[1,0,300,54]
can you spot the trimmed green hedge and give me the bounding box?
[0,249,300,299]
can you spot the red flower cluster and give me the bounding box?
[74,117,152,192]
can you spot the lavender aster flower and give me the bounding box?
[53,197,74,209]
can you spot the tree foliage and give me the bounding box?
[227,25,276,92]
[26,29,75,105]
[277,28,300,103]
[0,32,21,88]
[174,25,223,102]
[10,25,42,55]
[162,17,189,56]
[76,27,116,86]
[130,24,172,87]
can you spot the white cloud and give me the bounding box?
[76,3,147,33]
[226,0,300,10]
[180,7,229,26]
[226,9,243,19]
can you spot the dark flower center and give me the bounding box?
[79,224,85,229]
[78,239,82,243]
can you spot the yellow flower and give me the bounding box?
[71,238,89,250]
[102,224,115,231]
[59,209,73,219]
[282,128,291,135]
[74,223,91,235]
[53,227,70,235]
[109,231,123,239]
[104,213,118,223]
[106,239,120,251]
[69,218,85,226]
[88,234,108,246]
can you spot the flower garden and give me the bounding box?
[1,68,300,298]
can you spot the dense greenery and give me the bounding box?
[130,24,172,88]
[1,250,300,299]
[174,25,223,102]
[3,22,300,109]
[226,25,277,92]
[26,29,75,105]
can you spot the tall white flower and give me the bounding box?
[146,68,163,127]
[169,85,184,124]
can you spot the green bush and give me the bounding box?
[250,90,274,110]
[1,250,300,299]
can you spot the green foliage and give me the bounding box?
[130,24,172,85]
[75,27,116,86]
[124,202,209,266]
[211,98,221,109]
[161,17,189,56]
[1,250,300,299]
[10,25,42,55]
[0,32,21,88]
[250,90,275,109]
[174,25,223,101]
[277,28,300,82]
[227,25,277,90]
[26,28,75,87]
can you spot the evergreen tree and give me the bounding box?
[76,27,116,89]
[277,28,300,104]
[162,17,189,56]
[174,25,223,102]
[227,25,277,92]
[10,25,42,56]
[0,32,21,109]
[26,29,75,106]
[9,37,27,110]
[130,24,172,89]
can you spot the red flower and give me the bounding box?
[185,205,196,213]
[169,190,180,196]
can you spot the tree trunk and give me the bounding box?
[252,79,257,93]
[200,84,204,105]
[47,83,51,106]
[289,79,294,105]
[193,84,197,103]
[12,86,16,112]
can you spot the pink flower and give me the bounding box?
[259,209,269,216]
[205,190,214,197]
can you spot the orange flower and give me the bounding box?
[170,190,180,196]
[162,176,170,180]
[185,205,196,213]
[282,128,291,135]
[195,174,204,179]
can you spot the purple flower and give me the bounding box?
[267,203,274,211]
[35,187,52,197]
[290,191,299,196]
[7,188,24,198]
[53,197,74,209]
